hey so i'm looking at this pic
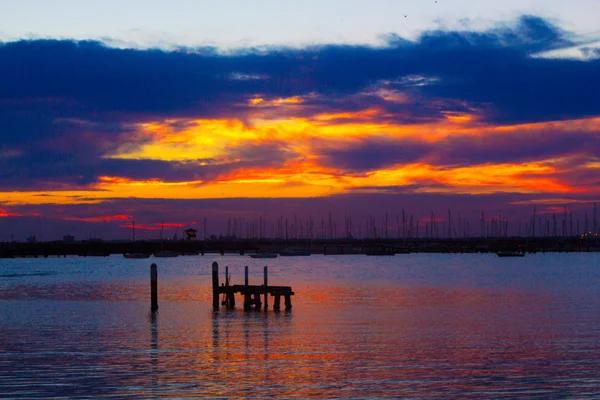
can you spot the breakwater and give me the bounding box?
[1,237,599,258]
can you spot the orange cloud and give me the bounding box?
[65,214,131,222]
[120,223,160,231]
[2,108,599,207]
[155,223,185,227]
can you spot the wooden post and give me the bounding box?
[256,293,262,309]
[254,293,262,309]
[212,262,219,309]
[150,263,158,312]
[229,290,236,308]
[244,265,250,310]
[285,295,292,310]
[264,266,268,310]
[274,295,281,311]
[224,265,230,308]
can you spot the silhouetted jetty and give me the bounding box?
[212,263,294,311]
[147,262,294,314]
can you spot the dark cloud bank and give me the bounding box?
[1,15,599,237]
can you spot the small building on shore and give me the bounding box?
[185,228,197,241]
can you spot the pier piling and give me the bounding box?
[254,293,262,309]
[264,266,268,310]
[150,263,158,312]
[212,262,219,310]
[244,266,251,310]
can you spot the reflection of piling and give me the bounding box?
[223,265,229,307]
[212,262,219,309]
[149,311,158,394]
[150,263,158,312]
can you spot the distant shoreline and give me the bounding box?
[1,237,599,258]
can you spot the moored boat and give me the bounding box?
[364,251,396,256]
[124,252,151,259]
[364,245,397,256]
[279,248,311,257]
[496,251,525,257]
[250,252,278,259]
[154,250,180,258]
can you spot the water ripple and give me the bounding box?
[1,254,600,398]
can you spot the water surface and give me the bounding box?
[1,253,599,398]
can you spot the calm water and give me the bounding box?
[1,253,600,398]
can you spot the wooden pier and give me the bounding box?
[212,262,294,311]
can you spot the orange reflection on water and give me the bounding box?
[1,272,599,398]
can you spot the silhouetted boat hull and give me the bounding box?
[154,251,180,258]
[496,251,525,257]
[250,253,278,259]
[279,249,311,256]
[78,253,110,257]
[124,253,151,259]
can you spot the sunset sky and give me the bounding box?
[1,1,599,240]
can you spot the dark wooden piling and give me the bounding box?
[274,294,281,311]
[264,266,268,310]
[244,266,251,310]
[285,295,292,310]
[150,263,158,312]
[222,265,229,307]
[229,291,236,308]
[212,262,219,309]
[254,293,262,309]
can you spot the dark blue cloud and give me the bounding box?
[316,138,429,172]
[432,129,600,167]
[0,139,294,190]
[313,127,600,173]
[1,15,599,190]
[1,15,596,128]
